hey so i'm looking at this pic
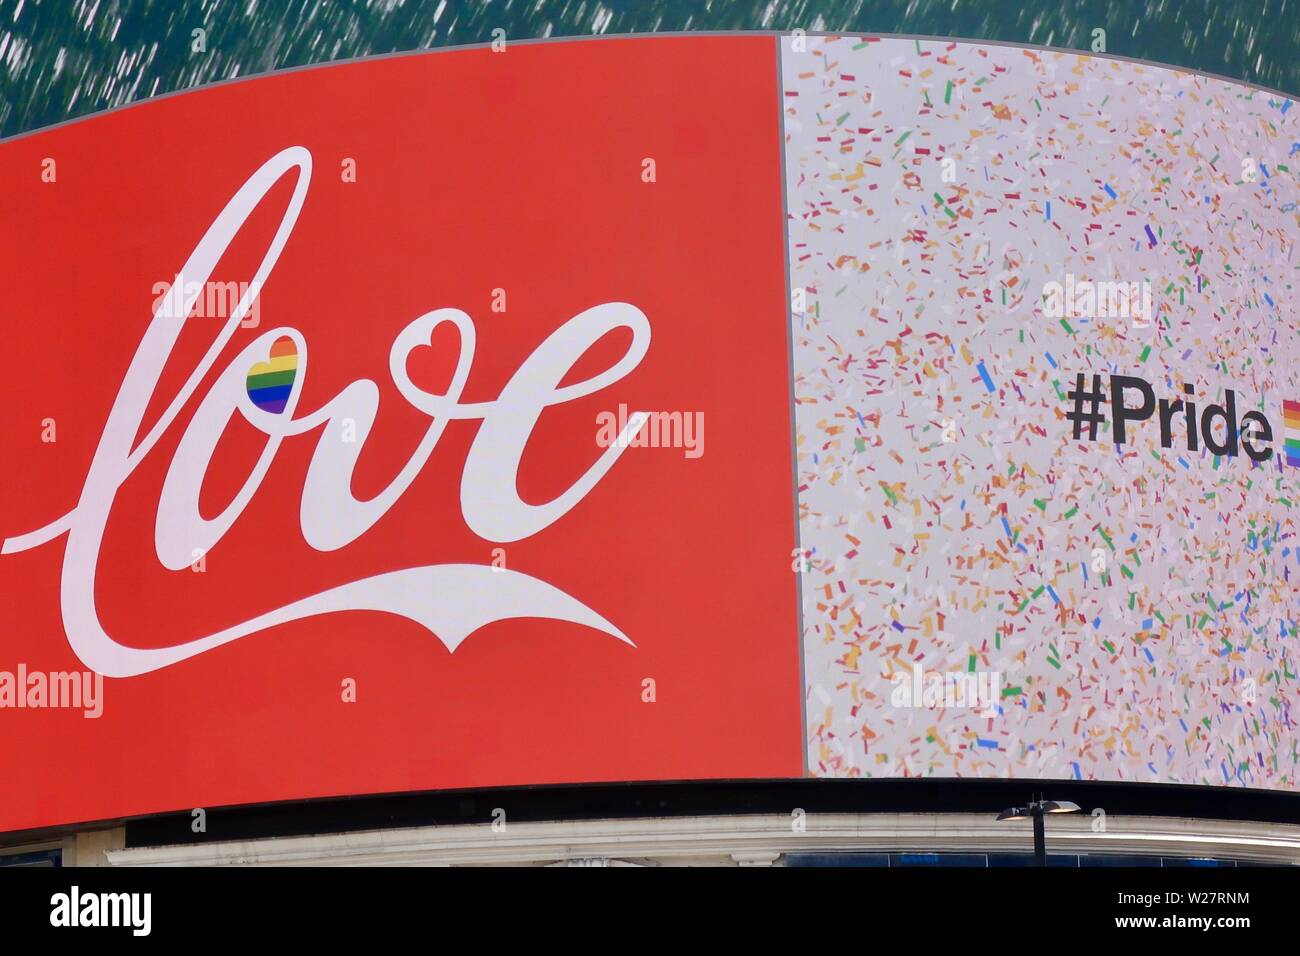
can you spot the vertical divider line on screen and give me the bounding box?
[775,32,810,777]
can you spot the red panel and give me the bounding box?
[0,37,800,832]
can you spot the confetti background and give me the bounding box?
[785,36,1300,789]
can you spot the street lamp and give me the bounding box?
[996,796,1081,866]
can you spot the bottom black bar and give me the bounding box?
[0,864,1283,941]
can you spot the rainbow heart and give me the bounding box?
[246,336,298,413]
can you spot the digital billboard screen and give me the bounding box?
[1,33,1296,833]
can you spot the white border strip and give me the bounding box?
[105,813,1300,866]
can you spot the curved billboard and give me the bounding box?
[0,33,1296,833]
